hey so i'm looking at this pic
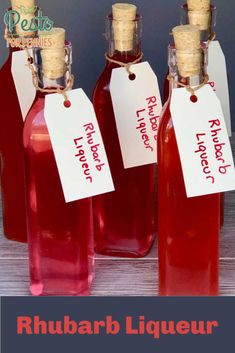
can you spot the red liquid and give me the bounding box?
[0,48,28,242]
[93,52,156,258]
[23,92,94,296]
[158,99,220,296]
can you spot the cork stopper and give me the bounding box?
[175,50,203,78]
[187,0,211,30]
[112,3,137,52]
[187,0,211,11]
[11,0,36,36]
[188,11,211,30]
[173,25,200,50]
[39,28,66,80]
[172,25,202,78]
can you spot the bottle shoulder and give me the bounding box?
[23,97,47,145]
[93,66,114,109]
[93,64,112,93]
[159,100,173,131]
[157,98,177,151]
[26,96,45,122]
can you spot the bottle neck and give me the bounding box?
[107,47,142,63]
[35,72,71,100]
[106,14,142,61]
[168,45,207,91]
[33,43,72,96]
[37,72,68,91]
[170,73,205,90]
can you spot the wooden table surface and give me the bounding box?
[0,138,235,297]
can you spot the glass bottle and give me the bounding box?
[158,45,220,296]
[23,43,94,296]
[0,6,38,243]
[180,3,225,227]
[93,10,156,258]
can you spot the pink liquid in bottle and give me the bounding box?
[158,46,220,296]
[23,45,94,296]
[93,14,156,258]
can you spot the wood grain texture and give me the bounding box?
[0,135,234,296]
[0,259,235,297]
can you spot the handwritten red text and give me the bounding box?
[74,123,106,183]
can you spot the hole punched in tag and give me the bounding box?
[190,94,198,103]
[129,73,136,81]
[64,100,71,108]
[27,56,33,64]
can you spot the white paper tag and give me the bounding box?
[207,41,232,136]
[170,85,235,198]
[11,50,36,121]
[110,62,162,169]
[44,89,114,203]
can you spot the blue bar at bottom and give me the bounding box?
[1,297,234,353]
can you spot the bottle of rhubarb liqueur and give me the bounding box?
[23,29,94,296]
[181,0,225,227]
[93,3,155,258]
[158,25,220,296]
[0,0,37,242]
